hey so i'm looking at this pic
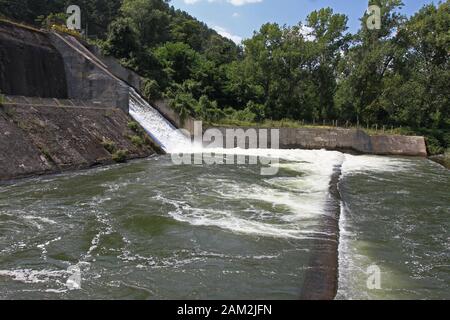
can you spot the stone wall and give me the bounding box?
[211,127,428,157]
[0,103,156,181]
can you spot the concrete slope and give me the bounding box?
[0,103,155,181]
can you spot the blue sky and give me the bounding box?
[171,0,439,43]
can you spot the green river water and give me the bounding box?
[0,150,448,299]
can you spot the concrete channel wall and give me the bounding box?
[47,32,130,113]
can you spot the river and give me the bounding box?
[0,150,448,299]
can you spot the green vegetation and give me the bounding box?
[127,121,141,133]
[112,149,128,163]
[127,121,163,152]
[1,0,448,154]
[101,138,116,154]
[430,149,450,169]
[130,135,144,147]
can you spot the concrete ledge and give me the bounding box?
[211,127,428,157]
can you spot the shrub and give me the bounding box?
[426,136,445,155]
[112,150,128,163]
[36,13,67,28]
[195,95,224,123]
[245,101,266,122]
[233,108,257,123]
[168,89,197,124]
[101,139,117,154]
[131,135,144,147]
[142,78,162,101]
[50,24,82,38]
[127,121,140,133]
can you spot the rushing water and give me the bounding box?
[1,87,450,299]
[0,150,448,299]
[129,88,193,153]
[337,156,450,300]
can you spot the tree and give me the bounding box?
[306,8,350,120]
[335,0,407,125]
[103,17,138,58]
[155,42,200,84]
[120,0,170,47]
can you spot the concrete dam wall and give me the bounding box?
[47,32,130,112]
[0,21,159,181]
[0,21,67,98]
[211,127,428,157]
[148,100,427,157]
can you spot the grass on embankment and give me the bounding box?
[208,118,417,136]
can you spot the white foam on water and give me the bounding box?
[342,154,412,175]
[37,236,62,260]
[336,154,417,299]
[155,149,345,240]
[0,269,68,284]
[168,206,333,240]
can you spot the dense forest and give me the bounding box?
[0,0,449,153]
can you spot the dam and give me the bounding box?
[0,20,449,300]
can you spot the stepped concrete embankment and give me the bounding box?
[0,101,155,181]
[0,21,164,181]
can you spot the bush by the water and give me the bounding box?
[112,149,128,163]
[131,135,144,147]
[127,121,141,134]
[101,139,116,154]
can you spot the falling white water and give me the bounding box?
[128,88,192,153]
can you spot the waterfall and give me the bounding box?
[128,88,192,153]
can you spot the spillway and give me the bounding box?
[128,88,192,153]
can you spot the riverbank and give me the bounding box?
[430,152,450,169]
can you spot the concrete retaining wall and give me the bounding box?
[152,99,196,134]
[0,21,68,98]
[47,33,130,113]
[211,127,428,156]
[87,45,143,91]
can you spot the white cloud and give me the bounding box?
[300,25,315,41]
[232,12,240,18]
[227,0,262,6]
[183,0,263,6]
[213,26,243,44]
